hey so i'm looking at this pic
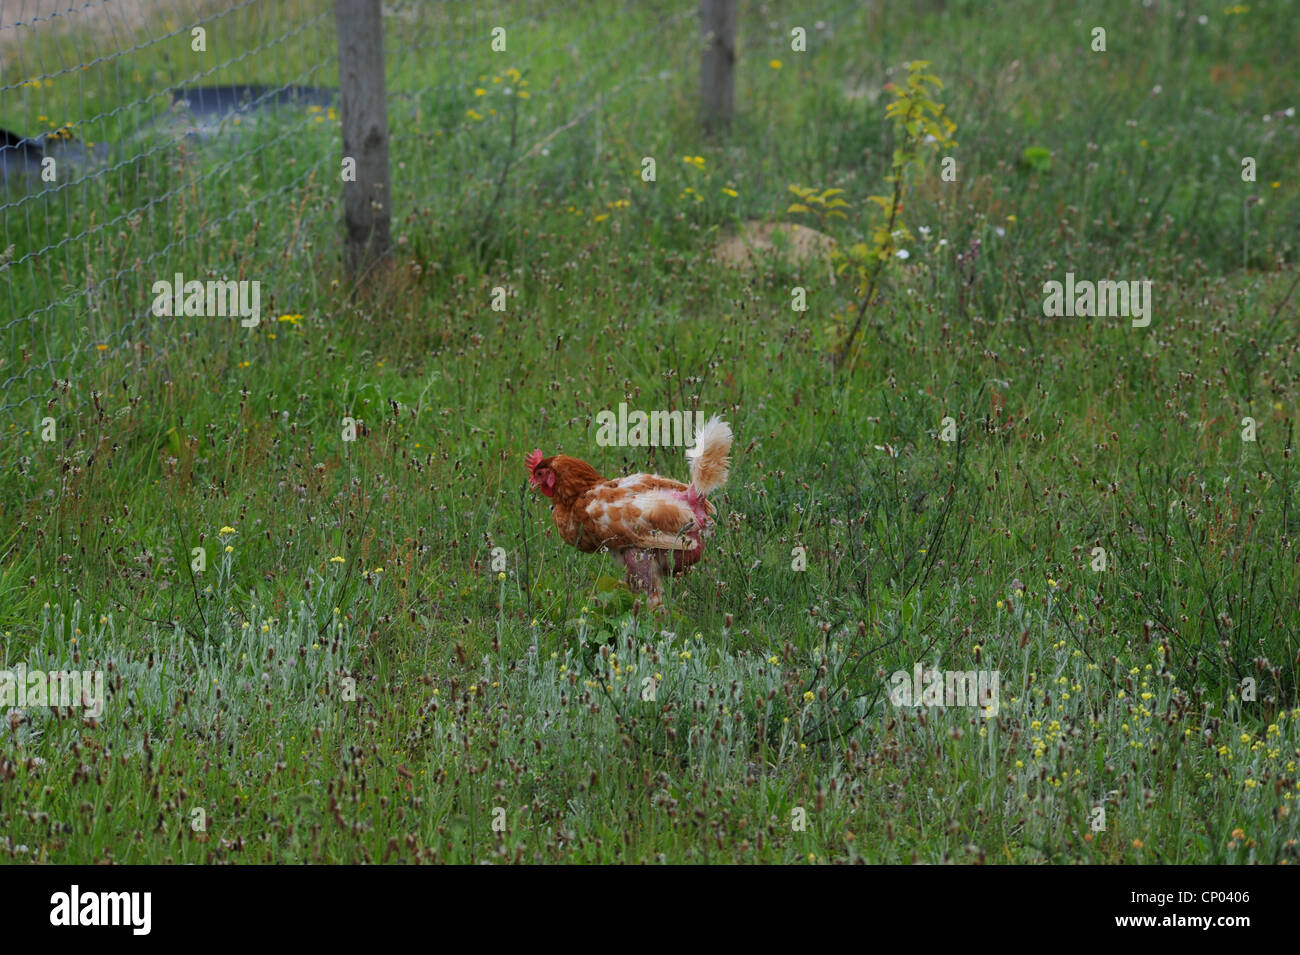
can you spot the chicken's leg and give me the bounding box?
[619,548,665,612]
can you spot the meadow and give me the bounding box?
[2,0,1299,863]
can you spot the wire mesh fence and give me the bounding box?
[1,0,863,445]
[2,0,338,436]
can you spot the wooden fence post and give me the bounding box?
[700,0,735,133]
[335,0,392,275]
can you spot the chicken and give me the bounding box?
[526,416,733,611]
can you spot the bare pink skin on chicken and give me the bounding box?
[620,548,676,609]
[620,548,659,588]
[669,485,710,572]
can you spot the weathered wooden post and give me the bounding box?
[335,0,392,275]
[700,0,735,133]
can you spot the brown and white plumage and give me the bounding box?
[527,416,733,610]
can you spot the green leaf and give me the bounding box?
[1021,146,1053,173]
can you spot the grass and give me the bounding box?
[2,0,1299,863]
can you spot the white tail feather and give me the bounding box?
[686,416,732,496]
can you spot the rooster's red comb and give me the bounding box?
[525,448,544,480]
